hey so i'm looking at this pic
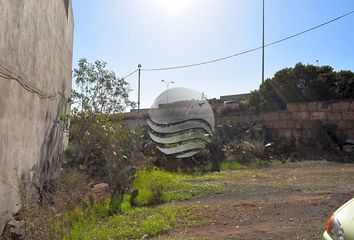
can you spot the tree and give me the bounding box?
[248,63,354,111]
[72,58,135,114]
[68,59,142,210]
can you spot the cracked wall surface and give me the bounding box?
[0,0,73,233]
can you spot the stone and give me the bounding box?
[272,121,288,129]
[287,121,296,129]
[303,121,315,129]
[292,112,309,120]
[263,112,279,121]
[298,103,307,111]
[327,112,342,121]
[279,112,292,120]
[303,130,313,138]
[251,114,263,122]
[278,130,291,138]
[336,121,354,129]
[331,102,350,111]
[343,112,354,120]
[287,103,299,112]
[307,102,317,111]
[310,112,326,120]
[9,227,23,239]
[292,130,302,139]
[318,102,331,111]
[7,219,25,240]
[90,183,111,203]
[13,211,23,221]
[8,220,24,228]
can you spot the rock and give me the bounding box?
[90,183,111,203]
[13,211,23,221]
[130,189,139,206]
[130,189,139,199]
[8,220,24,228]
[9,226,23,240]
[6,219,25,240]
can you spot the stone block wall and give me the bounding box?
[217,100,354,140]
[125,100,354,141]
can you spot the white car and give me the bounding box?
[323,197,354,240]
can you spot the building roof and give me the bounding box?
[220,93,250,101]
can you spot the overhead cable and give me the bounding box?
[141,10,354,71]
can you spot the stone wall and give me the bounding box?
[0,0,73,233]
[218,100,354,140]
[125,100,354,141]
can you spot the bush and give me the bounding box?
[68,112,145,202]
[207,120,270,168]
[248,63,354,111]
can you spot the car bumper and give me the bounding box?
[322,231,333,240]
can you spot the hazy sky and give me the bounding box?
[72,0,354,109]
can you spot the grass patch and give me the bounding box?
[186,170,269,183]
[220,161,246,171]
[132,169,224,205]
[61,203,202,240]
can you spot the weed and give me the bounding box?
[220,161,246,170]
[132,170,224,206]
[61,204,201,240]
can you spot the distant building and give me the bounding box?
[220,93,251,103]
[130,108,150,113]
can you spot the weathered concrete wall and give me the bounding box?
[0,0,73,233]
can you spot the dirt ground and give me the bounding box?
[161,161,354,240]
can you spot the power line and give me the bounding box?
[141,10,354,72]
[122,69,138,80]
[264,10,354,48]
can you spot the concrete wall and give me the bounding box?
[0,0,73,233]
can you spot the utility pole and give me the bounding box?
[137,64,141,114]
[262,0,265,83]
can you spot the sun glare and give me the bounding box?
[152,0,197,15]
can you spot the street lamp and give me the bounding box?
[161,80,174,103]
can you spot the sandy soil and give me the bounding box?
[162,161,354,240]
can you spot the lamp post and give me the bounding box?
[262,0,265,83]
[161,80,174,104]
[137,64,141,114]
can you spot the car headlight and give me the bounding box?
[326,214,345,240]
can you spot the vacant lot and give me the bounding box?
[5,161,353,240]
[156,161,354,240]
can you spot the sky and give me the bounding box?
[72,0,354,109]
